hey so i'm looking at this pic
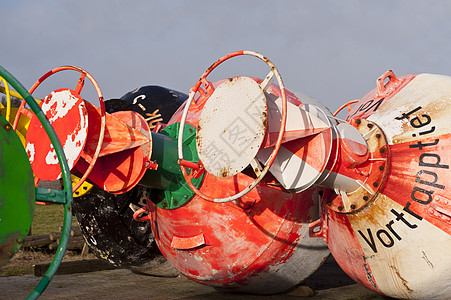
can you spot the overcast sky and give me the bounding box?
[2,0,451,112]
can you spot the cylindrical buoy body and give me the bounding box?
[320,72,451,299]
[145,78,330,293]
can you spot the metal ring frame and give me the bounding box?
[177,50,287,203]
[13,66,106,192]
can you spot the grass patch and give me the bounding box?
[31,204,78,235]
[3,265,32,276]
[1,202,93,277]
[0,250,52,277]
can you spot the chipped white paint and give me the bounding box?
[368,74,451,144]
[292,90,335,123]
[368,104,411,144]
[42,89,80,123]
[60,102,88,168]
[40,89,88,173]
[194,254,203,262]
[197,76,267,178]
[25,142,35,164]
[45,143,58,165]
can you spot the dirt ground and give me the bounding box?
[0,250,97,277]
[0,253,390,300]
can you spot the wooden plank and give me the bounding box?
[33,259,121,277]
[22,234,52,248]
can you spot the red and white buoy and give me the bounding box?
[144,51,332,293]
[312,70,451,299]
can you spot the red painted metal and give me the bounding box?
[84,106,150,158]
[147,174,326,293]
[29,67,106,192]
[16,65,154,195]
[141,76,330,293]
[171,233,206,250]
[133,207,150,222]
[13,66,106,192]
[382,133,451,234]
[344,72,416,122]
[322,206,381,293]
[25,89,88,181]
[74,110,151,194]
[333,99,359,117]
[16,55,450,298]
[177,159,202,171]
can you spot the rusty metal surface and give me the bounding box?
[8,53,451,299]
[323,119,389,214]
[177,51,289,203]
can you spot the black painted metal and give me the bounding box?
[72,86,187,267]
[72,186,159,267]
[107,85,187,123]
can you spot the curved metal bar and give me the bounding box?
[0,76,11,121]
[0,65,73,300]
[333,99,359,117]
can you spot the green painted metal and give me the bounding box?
[140,123,204,209]
[35,188,67,204]
[0,65,73,300]
[0,114,35,264]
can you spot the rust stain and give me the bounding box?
[0,232,20,263]
[392,97,449,144]
[390,265,413,293]
[220,166,230,177]
[421,251,434,269]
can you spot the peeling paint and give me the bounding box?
[25,142,35,163]
[42,90,80,123]
[45,143,58,165]
[368,104,410,144]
